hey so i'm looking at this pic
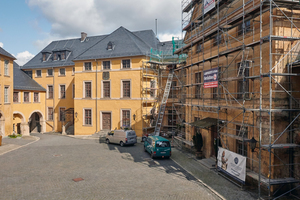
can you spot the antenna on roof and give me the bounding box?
[155,19,158,36]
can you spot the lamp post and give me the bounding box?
[133,114,136,121]
[75,112,78,118]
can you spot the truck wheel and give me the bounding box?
[106,139,110,144]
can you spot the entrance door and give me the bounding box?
[102,113,111,130]
[211,125,218,157]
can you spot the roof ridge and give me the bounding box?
[122,27,151,55]
[73,33,110,60]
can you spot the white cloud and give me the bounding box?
[27,0,183,49]
[158,33,182,42]
[14,51,35,66]
[0,42,3,48]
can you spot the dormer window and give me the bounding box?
[61,52,66,60]
[42,52,51,62]
[107,41,114,50]
[53,53,57,61]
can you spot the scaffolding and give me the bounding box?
[174,0,300,198]
[141,38,186,137]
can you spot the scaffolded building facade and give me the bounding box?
[173,0,300,198]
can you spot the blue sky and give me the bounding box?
[0,0,182,66]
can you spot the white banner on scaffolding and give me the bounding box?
[217,147,246,184]
[204,0,215,14]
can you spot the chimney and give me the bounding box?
[81,32,87,42]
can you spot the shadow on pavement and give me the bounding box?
[101,139,197,182]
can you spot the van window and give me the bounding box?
[156,141,170,147]
[147,138,152,143]
[127,131,136,136]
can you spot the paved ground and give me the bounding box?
[0,133,221,200]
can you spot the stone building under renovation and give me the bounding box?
[151,0,300,198]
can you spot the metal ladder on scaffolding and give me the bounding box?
[154,70,174,136]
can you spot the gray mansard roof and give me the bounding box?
[0,47,16,59]
[14,62,46,91]
[23,26,162,69]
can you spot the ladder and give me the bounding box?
[154,70,174,136]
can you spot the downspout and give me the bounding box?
[95,59,98,133]
[53,66,55,132]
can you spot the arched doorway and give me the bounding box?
[0,111,4,136]
[28,111,45,133]
[13,112,26,135]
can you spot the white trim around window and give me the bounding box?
[120,79,131,98]
[59,68,66,76]
[4,86,10,103]
[101,80,111,98]
[102,60,111,70]
[33,92,40,103]
[47,84,53,99]
[35,69,42,78]
[121,59,131,69]
[23,91,31,103]
[13,91,20,103]
[47,68,53,77]
[59,84,66,99]
[83,81,92,98]
[120,109,131,129]
[83,108,93,126]
[83,62,92,71]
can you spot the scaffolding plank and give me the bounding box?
[247,170,300,185]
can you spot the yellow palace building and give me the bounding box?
[21,27,172,136]
[1,47,46,137]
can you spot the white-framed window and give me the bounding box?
[122,59,131,69]
[4,86,9,103]
[84,108,92,125]
[121,109,131,128]
[83,81,92,98]
[36,70,42,77]
[59,84,66,99]
[59,68,65,76]
[47,69,53,76]
[59,107,65,121]
[4,60,9,76]
[84,62,92,71]
[34,92,39,103]
[121,80,131,98]
[23,91,30,103]
[102,61,111,70]
[13,92,19,103]
[102,81,110,98]
[48,107,53,121]
[47,85,53,99]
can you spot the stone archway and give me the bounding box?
[13,111,28,136]
[0,111,5,136]
[28,110,45,134]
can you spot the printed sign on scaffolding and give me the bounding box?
[204,0,215,14]
[203,67,218,88]
[217,147,247,184]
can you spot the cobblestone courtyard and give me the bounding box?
[0,133,220,200]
